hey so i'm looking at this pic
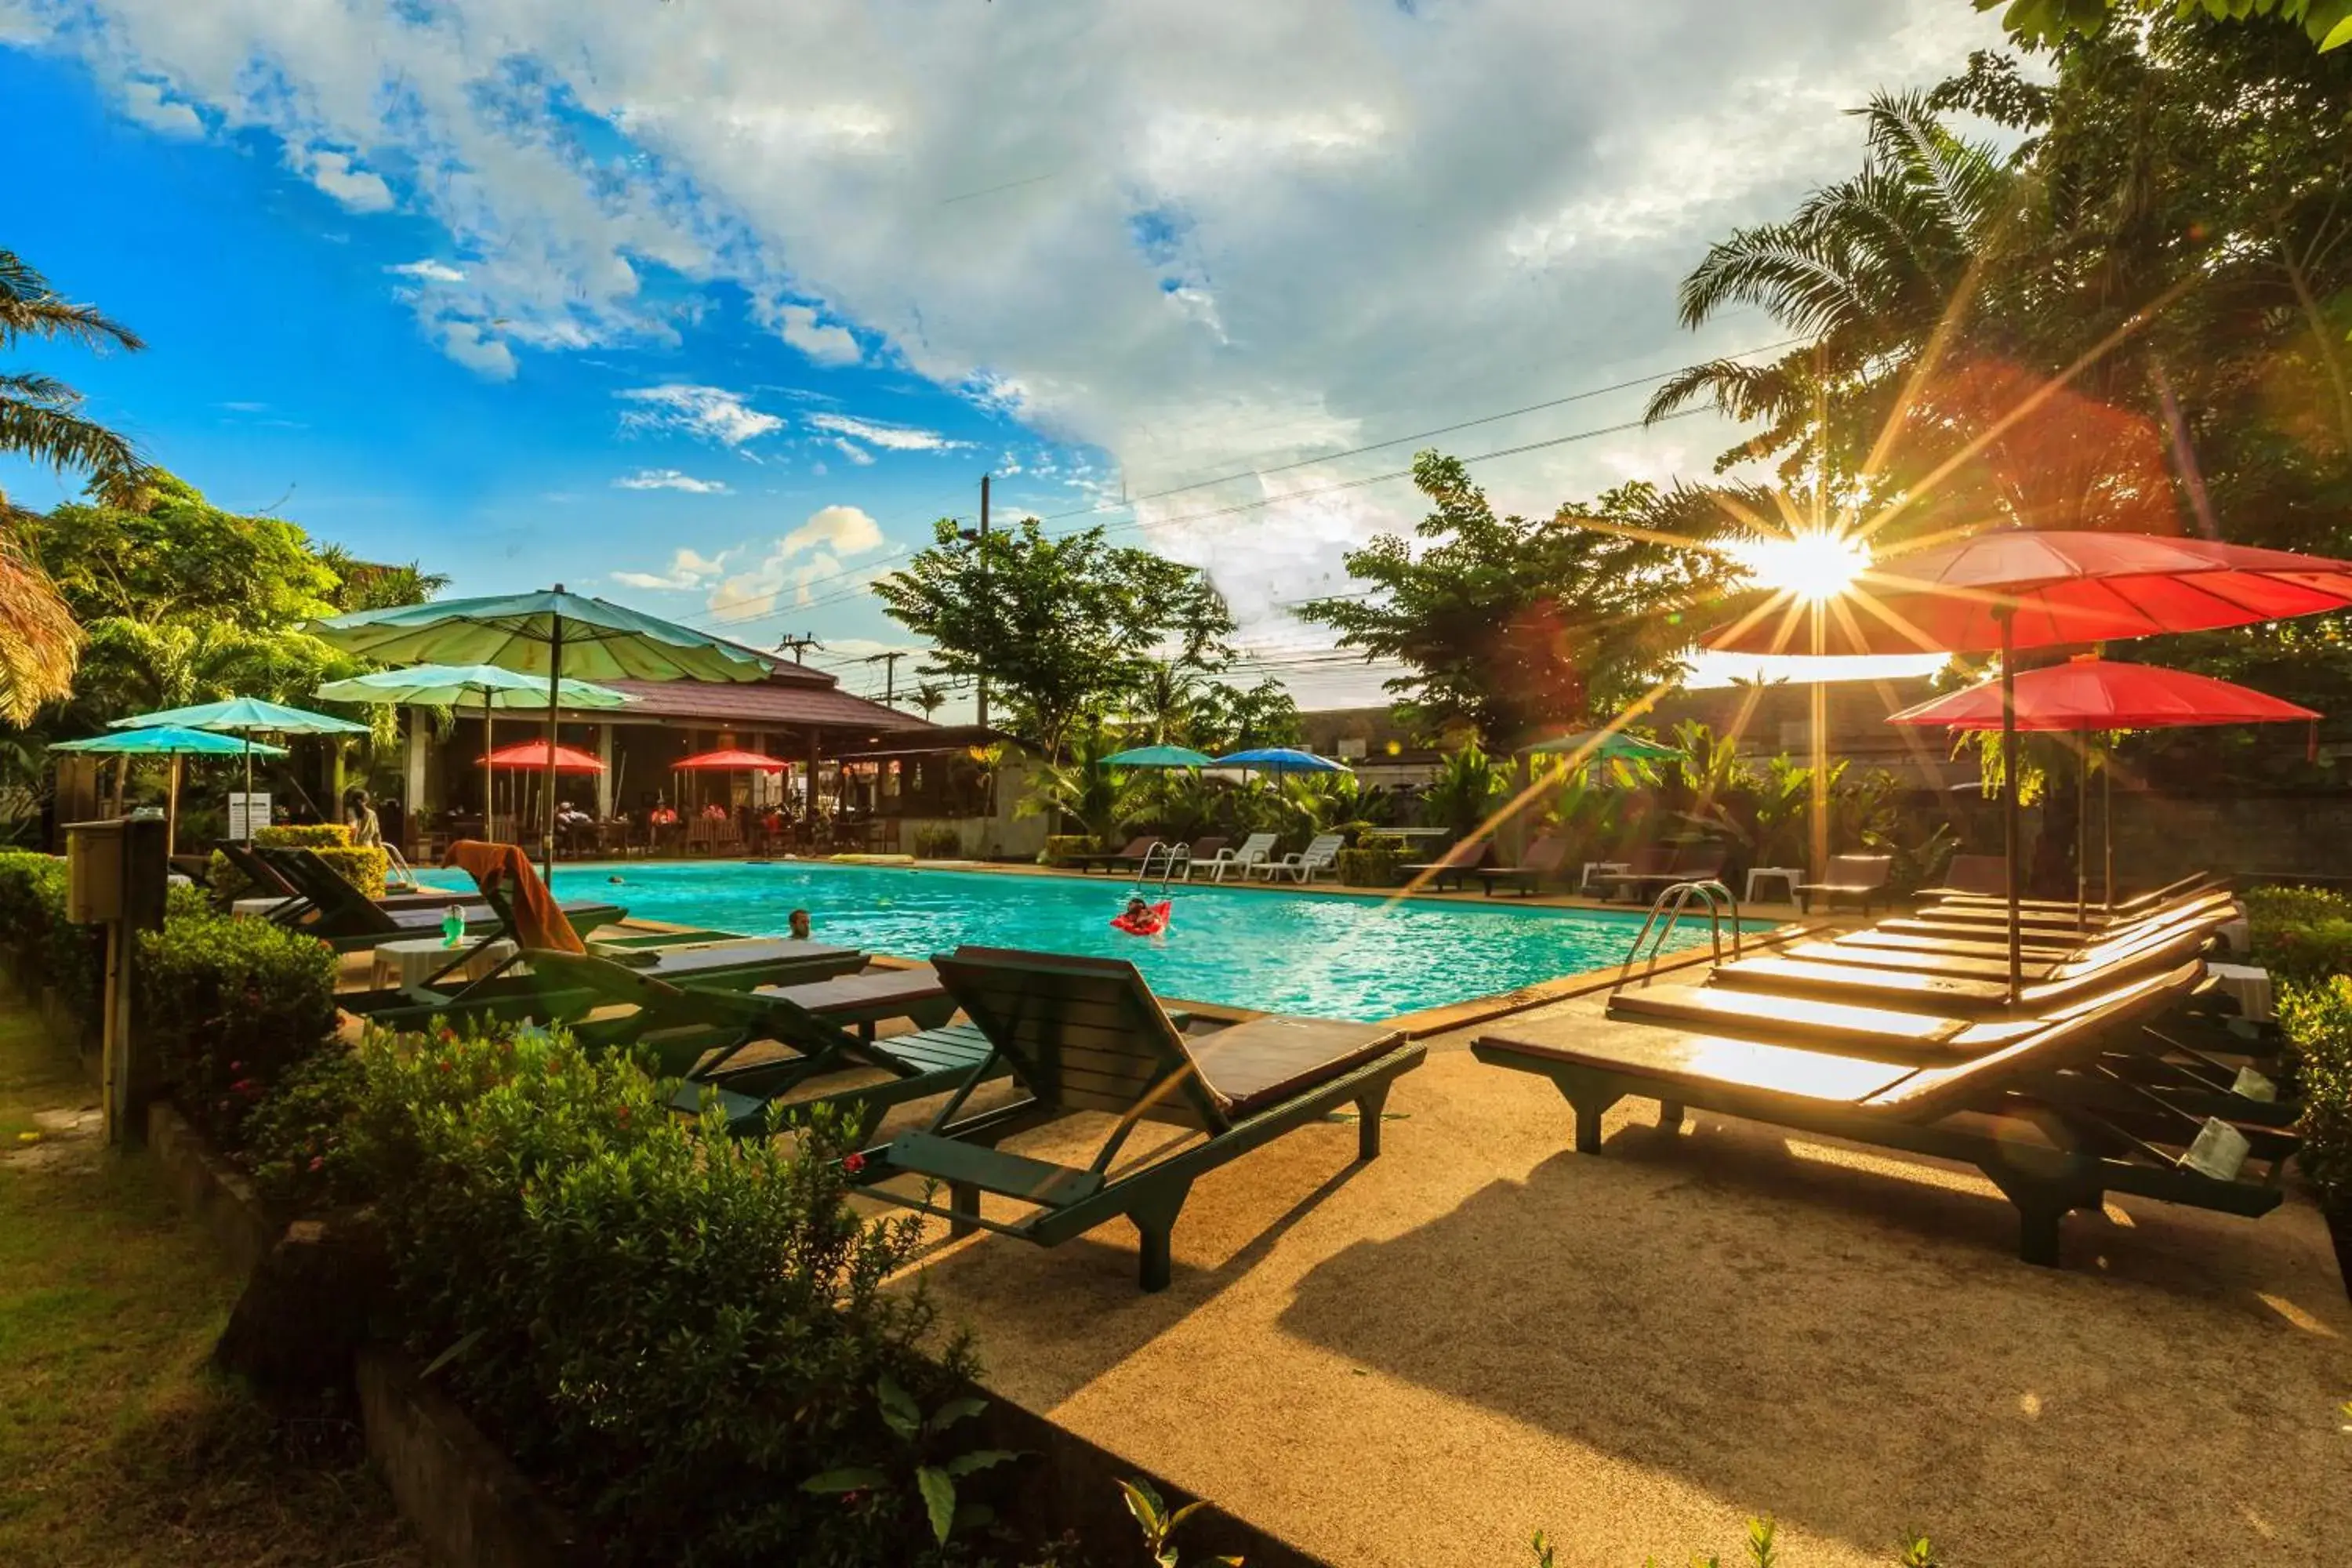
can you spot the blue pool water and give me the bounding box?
[419,860,1762,1021]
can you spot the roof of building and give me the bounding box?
[588,676,933,732]
[830,724,1020,760]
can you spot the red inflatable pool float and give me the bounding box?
[1110,899,1172,936]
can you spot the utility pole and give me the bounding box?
[778,633,822,666]
[869,651,905,706]
[975,473,991,731]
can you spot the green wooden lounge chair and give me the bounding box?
[1401,836,1491,891]
[1472,834,1570,897]
[846,946,1426,1292]
[1473,960,2292,1267]
[503,949,1000,1134]
[1776,894,2238,978]
[1795,853,1893,916]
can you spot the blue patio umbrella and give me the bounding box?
[53,727,290,855]
[1210,747,1351,774]
[111,697,368,842]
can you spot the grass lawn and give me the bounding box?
[0,999,419,1567]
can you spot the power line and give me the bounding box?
[681,338,1795,633]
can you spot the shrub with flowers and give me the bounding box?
[244,1020,978,1566]
[135,907,340,1151]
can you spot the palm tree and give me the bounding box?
[1124,660,1201,746]
[913,681,949,723]
[1645,93,2012,506]
[2,248,149,508]
[0,524,79,724]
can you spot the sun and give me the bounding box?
[1737,528,1871,603]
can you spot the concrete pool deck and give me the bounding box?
[880,1003,2352,1568]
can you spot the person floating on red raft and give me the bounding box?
[1111,895,1172,936]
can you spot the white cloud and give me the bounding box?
[779,503,883,557]
[612,546,730,589]
[618,383,784,447]
[706,504,886,616]
[768,302,861,365]
[804,412,967,453]
[32,0,2007,637]
[829,437,877,466]
[292,145,394,212]
[121,78,202,136]
[612,468,731,494]
[387,259,466,283]
[432,317,517,379]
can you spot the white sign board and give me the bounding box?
[227,792,270,840]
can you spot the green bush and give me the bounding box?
[249,1022,976,1566]
[1039,834,1095,867]
[0,850,103,1022]
[136,910,341,1152]
[2243,884,2352,985]
[2280,977,2352,1215]
[1336,833,1405,887]
[912,825,963,858]
[209,823,388,903]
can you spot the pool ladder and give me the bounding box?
[1134,842,1191,892]
[1617,880,1744,989]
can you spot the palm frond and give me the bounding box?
[0,249,144,353]
[0,377,151,499]
[0,524,82,724]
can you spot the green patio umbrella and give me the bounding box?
[111,697,370,842]
[314,663,633,844]
[1102,744,1216,768]
[312,586,775,873]
[52,726,289,856]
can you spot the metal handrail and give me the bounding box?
[1617,878,1744,989]
[1134,842,1189,892]
[381,843,424,892]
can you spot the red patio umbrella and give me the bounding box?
[1709,529,2352,997]
[1889,656,2320,920]
[481,740,606,771]
[675,749,788,771]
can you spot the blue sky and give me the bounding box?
[2,1,1987,706]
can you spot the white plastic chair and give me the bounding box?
[1198,832,1277,882]
[1254,833,1345,884]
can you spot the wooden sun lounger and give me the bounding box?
[1701,925,2220,1015]
[258,845,624,953]
[1921,869,2217,914]
[1067,836,1162,873]
[1402,838,1490,891]
[1472,835,1570,897]
[499,950,1004,1136]
[846,946,1425,1291]
[1474,960,2292,1266]
[245,844,470,917]
[343,934,867,1022]
[1795,854,1893,916]
[1807,894,2238,975]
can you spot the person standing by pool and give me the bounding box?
[788,908,811,940]
[343,788,382,849]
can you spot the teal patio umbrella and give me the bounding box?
[1102,744,1215,768]
[111,696,369,842]
[314,663,633,844]
[313,586,775,873]
[53,726,289,855]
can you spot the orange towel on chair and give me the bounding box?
[445,840,585,954]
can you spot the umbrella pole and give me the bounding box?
[543,617,563,881]
[1998,610,2020,1005]
[482,691,495,844]
[2103,746,2114,915]
[165,753,181,859]
[2074,734,2087,931]
[243,735,255,843]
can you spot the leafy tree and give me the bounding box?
[873,519,1236,759]
[1123,660,1205,746]
[1978,0,2352,54]
[1015,722,1134,843]
[1192,677,1302,752]
[1295,452,1736,747]
[1,247,149,509]
[318,546,452,612]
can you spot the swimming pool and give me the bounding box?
[419,860,1764,1021]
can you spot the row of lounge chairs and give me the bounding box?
[1472,875,2290,1265]
[1069,833,1345,883]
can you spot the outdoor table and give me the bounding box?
[370,936,517,990]
[1745,866,1804,906]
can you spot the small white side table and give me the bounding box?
[371,936,517,990]
[1746,866,1805,906]
[2205,962,2275,1024]
[1581,861,1630,897]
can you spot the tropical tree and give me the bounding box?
[1192,677,1302,753]
[1123,660,1204,746]
[1,247,149,509]
[1418,742,1508,840]
[1979,0,2352,54]
[1296,452,1737,747]
[0,526,79,724]
[911,681,949,724]
[318,546,451,612]
[1015,721,1134,844]
[874,519,1236,760]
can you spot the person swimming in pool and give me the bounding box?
[788,907,812,940]
[1111,895,1171,936]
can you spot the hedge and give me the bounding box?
[0,851,103,1022]
[2242,884,2352,985]
[2279,977,2352,1217]
[208,823,389,904]
[136,909,341,1152]
[249,1025,975,1565]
